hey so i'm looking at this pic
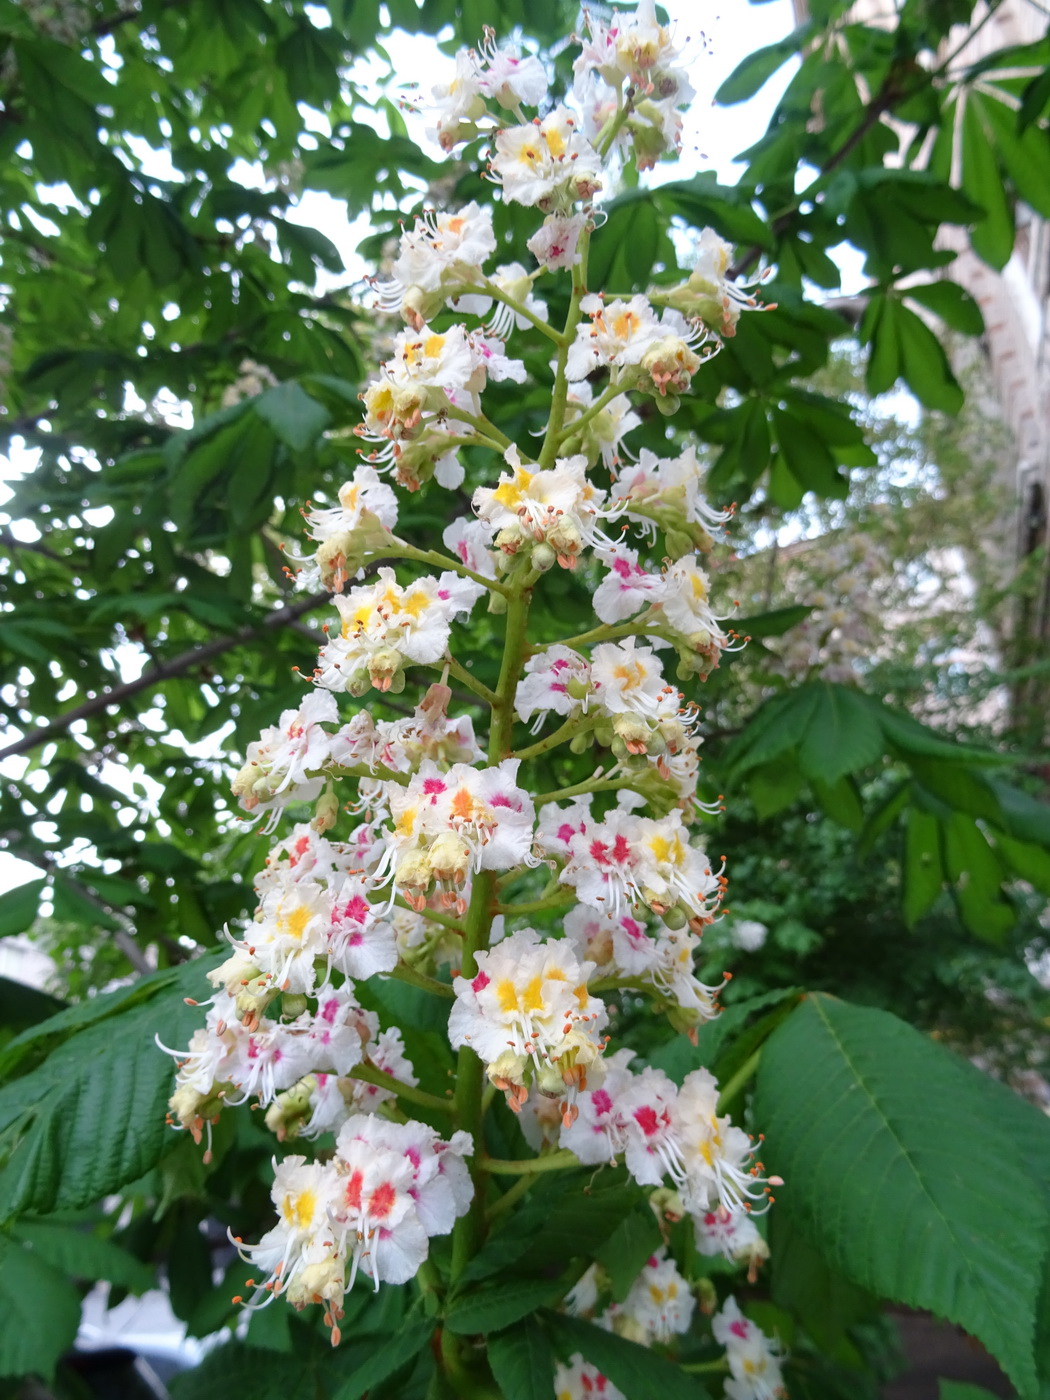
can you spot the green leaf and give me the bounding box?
[939,1385,1002,1400]
[796,685,884,785]
[771,1211,878,1356]
[543,1313,705,1400]
[975,90,1050,220]
[895,304,964,415]
[252,382,331,452]
[594,1207,664,1303]
[487,1318,557,1400]
[904,281,984,336]
[961,95,1015,269]
[812,776,864,832]
[0,956,220,1215]
[755,995,1050,1398]
[735,605,813,639]
[903,806,944,927]
[171,1338,352,1400]
[0,879,46,939]
[750,762,805,820]
[445,1277,563,1335]
[863,294,901,397]
[715,25,812,104]
[1019,66,1050,130]
[331,1313,434,1400]
[12,1218,154,1292]
[0,1233,81,1381]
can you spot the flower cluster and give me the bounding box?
[232,1115,472,1336]
[714,1298,787,1400]
[162,13,785,1388]
[544,1053,773,1234]
[449,927,606,1114]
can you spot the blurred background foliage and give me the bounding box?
[1,0,1050,1395]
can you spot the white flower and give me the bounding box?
[554,1355,626,1400]
[331,1114,474,1291]
[231,690,336,826]
[515,645,592,726]
[381,759,536,909]
[683,228,769,337]
[375,204,496,324]
[430,49,488,151]
[590,639,679,723]
[592,543,663,624]
[314,567,483,695]
[567,295,663,381]
[448,927,607,1110]
[491,108,602,209]
[713,1297,786,1400]
[473,446,611,568]
[614,1249,695,1343]
[326,877,399,979]
[475,34,548,110]
[452,261,549,340]
[534,795,593,860]
[302,466,399,547]
[616,445,732,543]
[232,1156,346,1312]
[563,379,641,472]
[694,1205,769,1276]
[443,515,498,580]
[673,1069,770,1217]
[527,212,589,271]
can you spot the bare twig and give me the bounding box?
[0,591,329,762]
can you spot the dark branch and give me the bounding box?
[0,591,329,762]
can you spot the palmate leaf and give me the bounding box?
[0,1234,82,1381]
[487,1317,557,1400]
[0,954,221,1217]
[754,995,1050,1397]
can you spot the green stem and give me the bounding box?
[479,1149,581,1175]
[442,656,498,707]
[388,961,456,999]
[393,896,464,936]
[716,1049,762,1115]
[545,617,668,651]
[537,228,591,471]
[399,542,511,597]
[513,712,593,762]
[444,406,519,455]
[324,760,409,787]
[681,1359,730,1375]
[350,1063,454,1114]
[484,283,565,345]
[596,94,635,159]
[496,890,575,918]
[534,775,643,807]
[485,1171,536,1223]
[555,380,623,446]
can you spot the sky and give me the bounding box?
[0,0,804,918]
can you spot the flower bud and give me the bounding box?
[264,1075,316,1140]
[664,528,694,560]
[661,904,689,931]
[312,783,341,832]
[639,337,701,398]
[428,830,472,886]
[367,647,405,692]
[530,542,557,572]
[281,993,309,1020]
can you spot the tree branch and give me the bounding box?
[0,591,329,762]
